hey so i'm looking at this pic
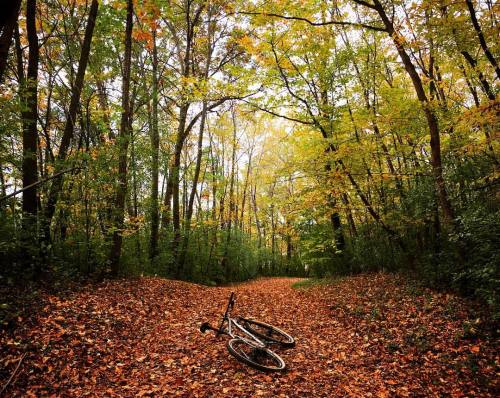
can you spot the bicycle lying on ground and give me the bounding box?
[200,292,295,372]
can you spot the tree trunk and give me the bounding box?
[0,0,21,82]
[149,27,160,260]
[465,0,500,80]
[342,193,357,238]
[43,0,99,242]
[318,88,346,251]
[161,164,173,229]
[185,102,207,225]
[96,79,114,140]
[177,100,208,271]
[221,108,238,278]
[21,0,39,236]
[239,148,253,229]
[338,157,404,248]
[172,104,188,276]
[108,0,133,275]
[461,50,496,101]
[370,0,455,228]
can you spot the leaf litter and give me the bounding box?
[0,274,498,397]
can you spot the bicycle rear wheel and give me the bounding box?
[240,318,295,347]
[226,338,286,372]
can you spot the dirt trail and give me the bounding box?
[0,275,497,397]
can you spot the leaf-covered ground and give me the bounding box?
[1,274,498,397]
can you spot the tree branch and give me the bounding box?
[238,11,386,32]
[241,99,314,125]
[0,166,83,203]
[0,353,26,396]
[184,91,259,136]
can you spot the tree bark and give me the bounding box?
[21,0,39,231]
[186,102,208,227]
[221,108,238,278]
[108,0,133,275]
[171,104,188,276]
[177,100,208,271]
[461,50,496,101]
[465,0,500,80]
[239,148,253,229]
[367,0,456,228]
[0,0,21,82]
[149,27,160,260]
[161,163,173,229]
[43,0,99,241]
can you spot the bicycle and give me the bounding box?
[200,292,295,372]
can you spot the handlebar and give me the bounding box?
[216,291,235,336]
[200,292,236,337]
[223,292,235,317]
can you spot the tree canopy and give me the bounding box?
[0,0,498,307]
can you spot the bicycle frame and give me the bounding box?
[200,292,292,372]
[226,316,266,348]
[202,292,266,348]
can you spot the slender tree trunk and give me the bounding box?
[465,0,500,80]
[0,164,6,199]
[182,154,188,220]
[206,127,218,268]
[221,108,237,278]
[270,201,276,274]
[149,27,160,260]
[130,129,138,218]
[96,79,114,140]
[161,163,173,229]
[171,104,188,276]
[108,0,133,275]
[341,29,403,196]
[43,0,99,242]
[461,50,496,101]
[176,4,215,273]
[338,157,404,248]
[285,218,292,274]
[251,184,264,273]
[239,148,253,229]
[21,0,39,239]
[318,88,346,251]
[369,0,455,228]
[177,101,208,271]
[342,193,357,238]
[185,102,208,224]
[460,64,481,107]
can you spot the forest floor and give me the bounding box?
[0,274,498,397]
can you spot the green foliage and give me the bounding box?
[0,0,498,321]
[291,277,339,290]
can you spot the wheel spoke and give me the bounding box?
[242,318,295,347]
[227,338,285,372]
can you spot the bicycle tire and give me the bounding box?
[226,338,286,372]
[240,318,295,348]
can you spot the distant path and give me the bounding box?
[1,275,497,396]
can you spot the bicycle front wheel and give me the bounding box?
[226,338,286,372]
[240,318,295,347]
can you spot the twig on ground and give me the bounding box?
[0,353,27,396]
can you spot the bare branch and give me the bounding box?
[241,99,315,125]
[0,166,84,204]
[0,353,26,396]
[237,11,386,32]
